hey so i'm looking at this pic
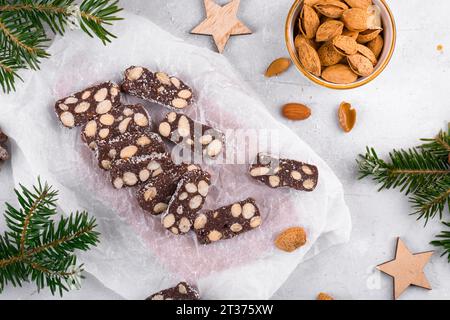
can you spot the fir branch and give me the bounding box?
[410,176,450,221]
[0,178,100,295]
[431,221,450,263]
[357,147,450,195]
[357,125,450,224]
[421,124,450,162]
[0,0,122,93]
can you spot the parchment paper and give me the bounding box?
[0,12,351,300]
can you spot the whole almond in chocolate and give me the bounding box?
[158,112,225,159]
[96,128,165,171]
[110,152,177,189]
[161,169,211,235]
[194,198,262,245]
[81,104,151,150]
[121,66,193,110]
[136,163,200,215]
[55,82,121,128]
[249,153,319,191]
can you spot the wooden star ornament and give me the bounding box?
[191,0,252,53]
[376,238,434,300]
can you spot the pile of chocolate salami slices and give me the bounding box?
[54,66,319,300]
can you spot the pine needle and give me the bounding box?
[0,0,122,93]
[0,178,100,295]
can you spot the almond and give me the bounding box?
[297,36,322,76]
[321,64,358,83]
[367,4,382,30]
[341,8,368,31]
[265,58,291,77]
[338,101,356,132]
[342,28,359,40]
[332,35,358,55]
[275,227,307,252]
[347,53,374,76]
[314,0,349,19]
[300,5,320,39]
[317,292,335,300]
[318,41,344,66]
[343,0,371,9]
[282,103,311,120]
[367,34,384,58]
[315,20,344,42]
[356,44,377,65]
[357,28,382,44]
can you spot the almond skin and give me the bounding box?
[322,64,358,84]
[282,103,312,121]
[367,34,384,58]
[338,101,356,132]
[275,227,307,252]
[341,8,368,31]
[265,57,291,77]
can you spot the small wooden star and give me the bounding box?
[191,0,252,53]
[377,238,434,300]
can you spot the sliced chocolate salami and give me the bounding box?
[81,104,151,150]
[136,163,200,215]
[121,66,193,110]
[0,129,9,163]
[55,82,121,128]
[96,129,165,171]
[158,112,224,159]
[194,198,262,245]
[110,152,177,189]
[146,282,200,300]
[161,169,211,235]
[249,153,319,191]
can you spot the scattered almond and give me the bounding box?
[317,292,334,300]
[275,227,307,252]
[338,101,356,132]
[282,103,312,121]
[265,57,291,77]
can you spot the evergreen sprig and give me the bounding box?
[431,222,450,263]
[0,178,100,296]
[357,124,450,262]
[0,0,123,93]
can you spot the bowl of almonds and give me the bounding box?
[285,0,396,89]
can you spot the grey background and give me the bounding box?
[1,0,450,299]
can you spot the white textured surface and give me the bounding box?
[1,0,450,300]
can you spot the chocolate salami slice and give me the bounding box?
[194,198,262,245]
[81,104,151,150]
[136,163,200,215]
[161,169,211,235]
[110,152,178,189]
[96,128,165,170]
[158,112,224,159]
[249,153,319,191]
[121,66,193,110]
[146,282,200,300]
[0,128,9,163]
[55,82,121,128]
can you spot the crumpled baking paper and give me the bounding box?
[0,12,351,300]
